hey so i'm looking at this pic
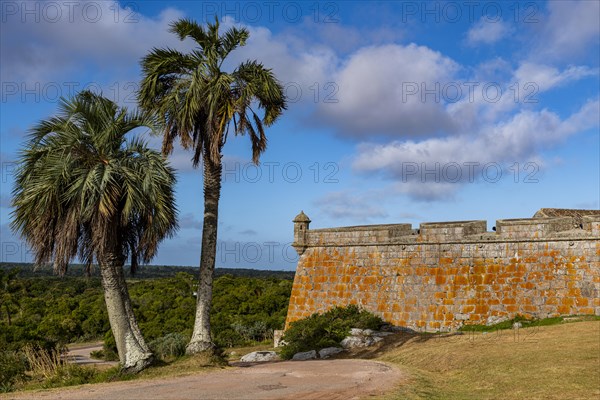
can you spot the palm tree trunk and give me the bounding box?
[187,156,222,354]
[100,254,154,372]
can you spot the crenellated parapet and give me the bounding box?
[292,213,599,249]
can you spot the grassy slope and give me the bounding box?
[377,320,600,400]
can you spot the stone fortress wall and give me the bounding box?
[285,209,600,331]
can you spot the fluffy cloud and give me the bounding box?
[1,1,187,83]
[315,44,460,138]
[532,1,600,62]
[446,62,597,134]
[353,99,599,200]
[514,63,597,93]
[466,17,511,46]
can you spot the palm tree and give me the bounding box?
[139,18,286,353]
[11,91,178,372]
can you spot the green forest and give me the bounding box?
[0,264,293,353]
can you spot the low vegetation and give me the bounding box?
[0,266,292,392]
[280,305,384,359]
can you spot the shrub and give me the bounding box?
[41,364,99,388]
[101,331,119,361]
[21,344,66,380]
[279,305,384,359]
[149,333,188,360]
[0,351,28,392]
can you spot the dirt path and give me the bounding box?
[64,343,118,367]
[7,359,404,400]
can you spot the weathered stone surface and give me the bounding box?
[292,350,317,361]
[486,316,509,326]
[287,211,600,332]
[273,330,285,348]
[340,335,383,349]
[318,347,344,358]
[371,331,394,337]
[240,351,278,363]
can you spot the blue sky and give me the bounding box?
[1,1,599,270]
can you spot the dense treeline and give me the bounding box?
[0,268,293,353]
[0,263,294,280]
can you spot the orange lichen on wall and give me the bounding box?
[286,215,600,331]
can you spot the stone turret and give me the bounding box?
[292,211,311,255]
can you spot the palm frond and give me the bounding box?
[11,91,178,276]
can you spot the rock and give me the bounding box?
[292,350,317,361]
[486,315,508,326]
[389,326,415,333]
[340,335,383,349]
[318,347,344,359]
[512,322,522,329]
[371,336,384,345]
[350,328,364,336]
[273,330,286,348]
[341,336,363,349]
[240,351,278,362]
[363,329,375,336]
[371,331,393,337]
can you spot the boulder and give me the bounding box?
[273,330,286,348]
[371,331,394,337]
[240,351,278,362]
[318,347,344,359]
[292,350,317,361]
[341,335,383,349]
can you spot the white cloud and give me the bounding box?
[225,24,338,97]
[353,99,599,200]
[514,63,598,93]
[446,62,597,135]
[315,43,460,138]
[466,18,511,46]
[532,1,600,62]
[313,190,388,221]
[1,1,187,83]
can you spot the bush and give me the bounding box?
[279,305,384,359]
[101,331,119,361]
[41,364,99,388]
[149,333,188,360]
[0,351,28,392]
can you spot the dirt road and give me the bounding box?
[8,359,404,400]
[64,343,118,367]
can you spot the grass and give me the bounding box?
[374,320,600,400]
[6,340,278,395]
[458,314,600,332]
[5,350,227,395]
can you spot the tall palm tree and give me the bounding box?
[139,18,286,353]
[11,91,178,372]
